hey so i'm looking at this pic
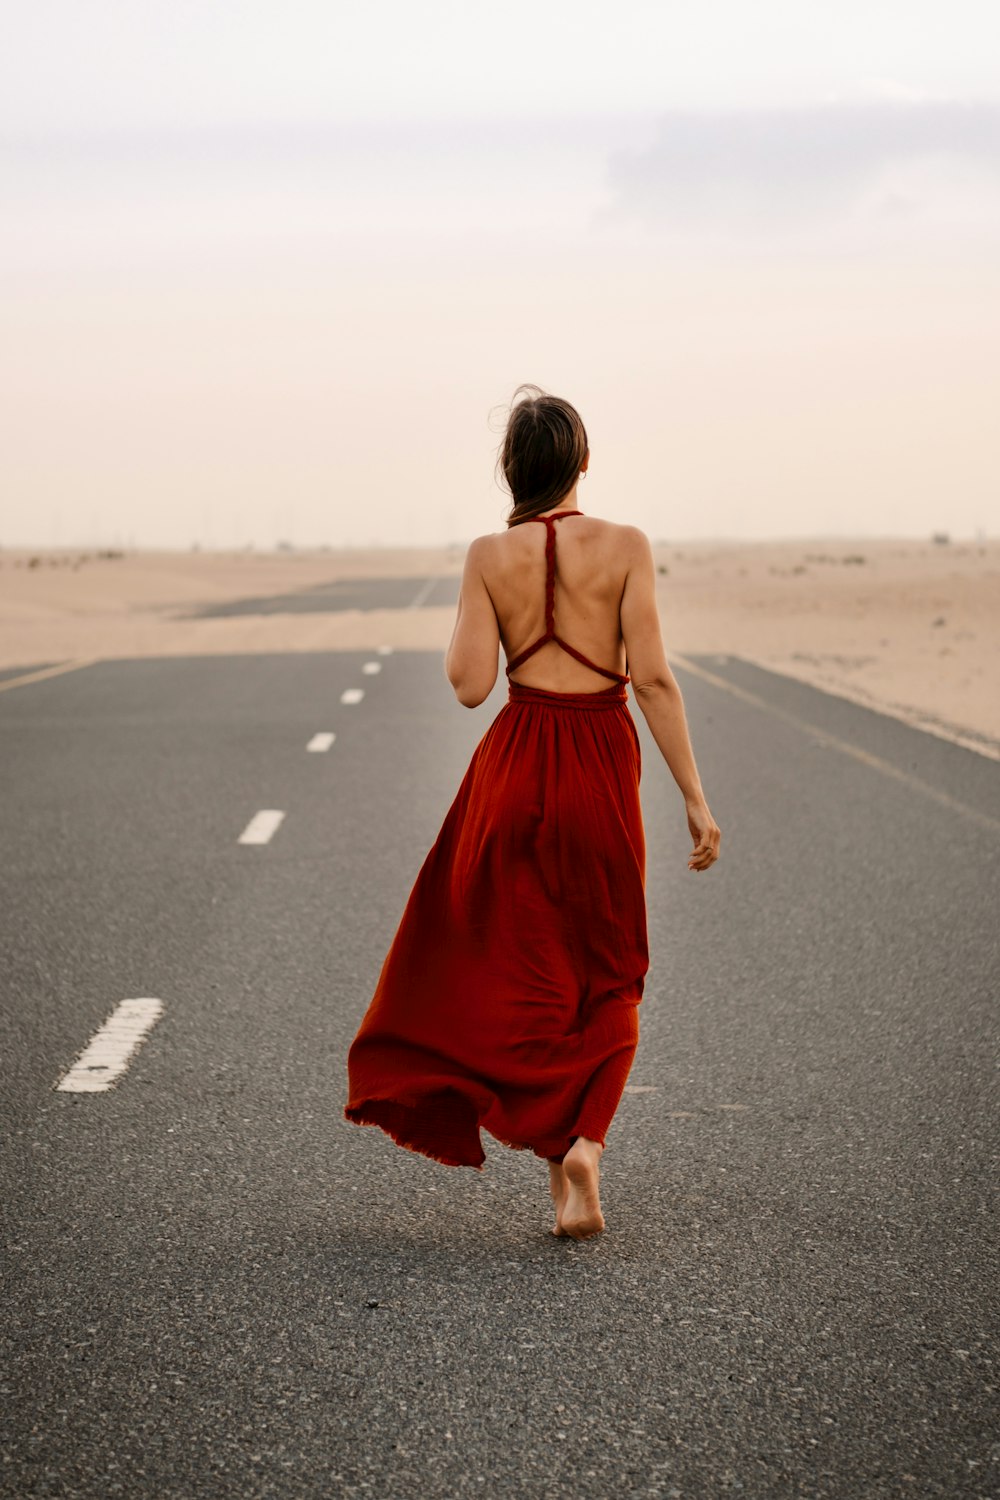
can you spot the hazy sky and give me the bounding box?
[2,1,998,548]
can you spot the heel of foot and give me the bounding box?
[560,1146,605,1239]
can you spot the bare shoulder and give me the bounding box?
[613,522,652,552]
[463,532,501,567]
[588,520,652,565]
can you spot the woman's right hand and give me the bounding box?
[686,797,721,872]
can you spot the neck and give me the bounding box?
[540,479,583,517]
[508,481,586,528]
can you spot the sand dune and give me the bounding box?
[1,538,997,756]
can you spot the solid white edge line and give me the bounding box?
[55,997,164,1093]
[0,658,100,695]
[671,652,1000,835]
[306,732,336,752]
[733,653,1000,763]
[238,809,286,844]
[340,688,364,705]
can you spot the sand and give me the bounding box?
[655,539,1000,758]
[1,537,997,758]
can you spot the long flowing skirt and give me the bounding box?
[343,679,649,1168]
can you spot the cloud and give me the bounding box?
[601,102,1000,233]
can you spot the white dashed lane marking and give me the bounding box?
[408,578,437,609]
[306,732,336,752]
[55,998,164,1093]
[376,645,394,656]
[238,809,286,844]
[361,662,382,676]
[340,688,365,705]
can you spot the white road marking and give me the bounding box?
[376,645,394,656]
[340,688,365,705]
[737,653,1000,762]
[238,809,286,844]
[623,1085,658,1094]
[361,661,382,676]
[0,658,99,696]
[55,998,164,1093]
[671,652,1000,835]
[409,577,437,609]
[306,732,336,752]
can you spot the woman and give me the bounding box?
[344,384,720,1240]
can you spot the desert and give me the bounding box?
[1,535,997,756]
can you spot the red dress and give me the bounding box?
[344,510,648,1168]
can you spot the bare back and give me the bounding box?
[478,512,632,693]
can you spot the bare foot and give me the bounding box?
[560,1137,605,1240]
[547,1159,568,1237]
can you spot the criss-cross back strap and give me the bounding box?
[505,511,629,684]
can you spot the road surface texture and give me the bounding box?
[181,575,461,618]
[1,642,996,1499]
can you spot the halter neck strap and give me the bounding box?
[510,508,583,528]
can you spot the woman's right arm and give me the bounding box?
[619,528,721,872]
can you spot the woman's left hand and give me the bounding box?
[686,798,721,872]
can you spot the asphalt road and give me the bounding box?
[181,575,462,618]
[1,646,996,1499]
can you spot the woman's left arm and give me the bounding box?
[445,538,500,708]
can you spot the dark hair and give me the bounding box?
[495,384,589,527]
